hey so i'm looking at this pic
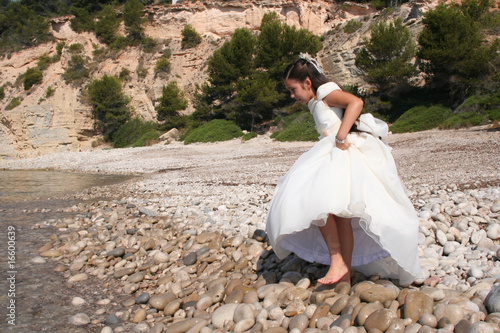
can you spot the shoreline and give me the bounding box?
[2,127,500,332]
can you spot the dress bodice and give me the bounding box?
[307,82,344,140]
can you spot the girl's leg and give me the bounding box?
[317,214,353,285]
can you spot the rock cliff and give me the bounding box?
[0,0,450,159]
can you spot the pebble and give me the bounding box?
[27,160,500,333]
[71,297,86,306]
[68,313,90,326]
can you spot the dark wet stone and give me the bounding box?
[123,252,134,260]
[262,271,277,284]
[484,285,500,313]
[104,314,121,326]
[126,203,136,208]
[114,267,135,279]
[126,228,137,235]
[183,252,197,266]
[196,246,210,256]
[107,248,125,258]
[281,257,306,273]
[252,229,267,241]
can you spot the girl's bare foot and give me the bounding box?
[317,264,350,285]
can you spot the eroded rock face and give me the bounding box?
[0,0,430,159]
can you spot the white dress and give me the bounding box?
[266,82,422,285]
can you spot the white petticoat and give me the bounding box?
[265,118,422,285]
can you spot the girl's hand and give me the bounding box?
[336,140,349,150]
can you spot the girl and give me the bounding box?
[266,54,422,285]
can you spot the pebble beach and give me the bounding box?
[1,126,500,333]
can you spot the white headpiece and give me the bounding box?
[299,52,324,75]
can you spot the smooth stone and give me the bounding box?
[289,313,309,331]
[41,249,62,257]
[234,318,255,332]
[243,290,259,303]
[226,289,244,304]
[211,303,238,329]
[454,319,471,333]
[234,303,254,323]
[138,206,157,217]
[262,328,287,333]
[133,308,147,323]
[403,291,434,322]
[107,248,125,257]
[114,267,135,279]
[104,314,121,326]
[149,293,176,310]
[386,318,405,333]
[69,261,84,271]
[136,293,150,304]
[418,313,438,328]
[196,232,218,244]
[148,323,165,333]
[196,296,213,311]
[69,313,90,326]
[330,313,351,329]
[164,318,204,333]
[433,304,464,325]
[183,252,197,266]
[484,284,500,313]
[356,302,383,326]
[71,297,86,306]
[128,271,145,283]
[466,322,496,333]
[364,309,397,332]
[68,273,88,283]
[309,304,330,328]
[280,257,305,273]
[153,251,170,264]
[30,256,46,264]
[330,295,349,315]
[468,267,484,279]
[101,327,113,333]
[252,229,267,241]
[359,287,398,304]
[335,282,351,295]
[164,299,182,316]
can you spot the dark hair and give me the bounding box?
[283,58,329,92]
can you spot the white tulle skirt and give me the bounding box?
[265,132,422,285]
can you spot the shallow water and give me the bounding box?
[0,170,133,332]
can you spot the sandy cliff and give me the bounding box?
[0,0,461,159]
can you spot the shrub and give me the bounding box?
[6,97,22,110]
[112,117,159,148]
[271,111,318,141]
[63,55,89,85]
[0,86,5,100]
[51,42,65,62]
[110,36,129,50]
[45,86,56,98]
[343,19,363,34]
[119,68,131,81]
[133,130,160,147]
[155,57,171,75]
[390,105,453,133]
[88,75,131,140]
[487,109,500,121]
[23,68,43,90]
[136,56,148,79]
[181,24,202,49]
[439,111,486,129]
[142,37,158,53]
[242,132,258,141]
[183,119,243,144]
[37,53,53,70]
[69,43,84,53]
[156,81,188,122]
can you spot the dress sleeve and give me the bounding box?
[316,82,341,101]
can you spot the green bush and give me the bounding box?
[0,86,5,100]
[183,119,243,144]
[69,43,84,53]
[112,117,159,148]
[23,68,43,90]
[37,53,53,70]
[45,86,56,98]
[6,97,22,110]
[390,105,453,133]
[181,24,202,49]
[119,68,131,81]
[439,111,486,129]
[142,37,158,53]
[155,57,171,74]
[343,19,363,34]
[271,111,318,141]
[487,109,500,121]
[242,132,258,141]
[110,36,129,50]
[133,130,160,147]
[63,55,90,85]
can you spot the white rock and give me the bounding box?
[71,297,86,306]
[211,303,238,329]
[69,313,90,326]
[486,223,500,240]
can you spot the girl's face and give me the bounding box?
[284,78,315,104]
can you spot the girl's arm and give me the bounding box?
[322,89,364,149]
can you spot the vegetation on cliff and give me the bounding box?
[0,0,499,148]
